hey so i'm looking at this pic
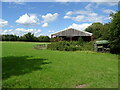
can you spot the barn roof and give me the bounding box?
[51,28,92,36]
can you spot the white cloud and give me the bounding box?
[103,9,116,14]
[72,15,85,22]
[55,0,80,2]
[16,28,42,33]
[42,13,59,23]
[64,10,104,23]
[41,13,59,28]
[66,11,73,15]
[16,13,39,26]
[1,29,13,35]
[2,0,119,2]
[0,19,8,27]
[48,30,55,33]
[8,29,13,32]
[85,3,93,11]
[55,0,118,7]
[67,23,92,31]
[105,16,113,20]
[64,15,71,19]
[65,10,90,15]
[42,23,48,27]
[16,28,34,32]
[96,2,118,6]
[0,29,3,34]
[63,2,108,23]
[90,0,119,2]
[107,2,118,6]
[1,28,42,37]
[55,0,119,2]
[2,0,25,4]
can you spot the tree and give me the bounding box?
[0,35,2,41]
[78,36,84,45]
[108,11,120,53]
[1,35,19,41]
[85,22,104,39]
[101,23,110,40]
[19,32,36,42]
[38,36,50,42]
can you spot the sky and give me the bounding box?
[0,0,119,37]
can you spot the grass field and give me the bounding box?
[1,41,118,88]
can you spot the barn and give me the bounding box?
[51,28,93,41]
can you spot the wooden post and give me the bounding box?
[62,37,64,41]
[56,36,59,42]
[56,37,57,42]
[58,37,60,42]
[91,35,93,41]
[70,36,72,41]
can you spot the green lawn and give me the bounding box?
[1,41,118,88]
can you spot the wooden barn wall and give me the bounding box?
[52,29,91,36]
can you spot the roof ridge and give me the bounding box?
[51,28,92,36]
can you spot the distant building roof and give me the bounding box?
[51,28,92,36]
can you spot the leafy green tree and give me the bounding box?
[108,11,120,53]
[78,36,84,45]
[0,35,2,41]
[85,22,104,39]
[19,32,36,42]
[101,23,111,40]
[38,36,50,42]
[1,35,19,41]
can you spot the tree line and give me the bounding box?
[0,32,50,42]
[85,11,120,53]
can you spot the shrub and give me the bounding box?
[81,41,94,51]
[47,41,91,51]
[78,37,84,46]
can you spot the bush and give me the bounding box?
[47,41,92,51]
[81,41,94,51]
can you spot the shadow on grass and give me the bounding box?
[2,56,51,80]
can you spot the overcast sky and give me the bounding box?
[0,0,118,37]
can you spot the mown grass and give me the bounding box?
[1,41,118,88]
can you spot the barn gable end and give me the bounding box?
[51,28,93,41]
